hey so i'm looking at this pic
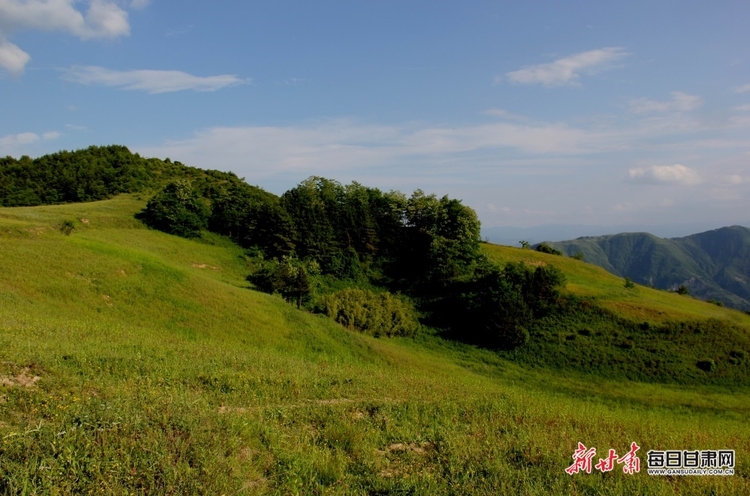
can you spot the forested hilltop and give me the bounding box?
[0,145,273,209]
[2,145,749,385]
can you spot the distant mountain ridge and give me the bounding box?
[547,226,750,310]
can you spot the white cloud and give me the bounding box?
[629,92,703,114]
[0,131,40,147]
[735,104,750,111]
[502,47,628,87]
[0,37,29,75]
[0,0,129,39]
[0,130,60,154]
[735,84,750,94]
[627,164,701,185]
[1,128,58,142]
[64,66,248,93]
[0,0,135,74]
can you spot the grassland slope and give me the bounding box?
[0,197,748,494]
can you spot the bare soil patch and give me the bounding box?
[0,367,41,388]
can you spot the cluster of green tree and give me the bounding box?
[136,180,210,238]
[247,256,319,309]
[322,288,418,337]
[432,260,566,349]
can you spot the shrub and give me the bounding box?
[322,288,418,337]
[624,277,635,289]
[696,359,715,372]
[500,325,530,348]
[729,350,746,365]
[60,219,75,236]
[676,284,690,296]
[535,243,562,256]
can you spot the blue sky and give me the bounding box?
[2,1,750,233]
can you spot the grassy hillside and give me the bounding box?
[0,197,748,494]
[483,243,750,325]
[481,244,750,386]
[548,227,750,310]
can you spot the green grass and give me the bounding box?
[483,243,750,326]
[0,197,748,494]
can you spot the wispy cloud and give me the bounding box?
[0,131,40,147]
[735,104,750,111]
[0,0,133,74]
[142,120,601,177]
[165,25,193,37]
[130,0,150,10]
[501,47,628,87]
[482,108,528,120]
[0,130,59,154]
[629,92,703,114]
[64,66,249,93]
[627,164,701,185]
[135,108,750,187]
[735,84,750,94]
[281,77,310,86]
